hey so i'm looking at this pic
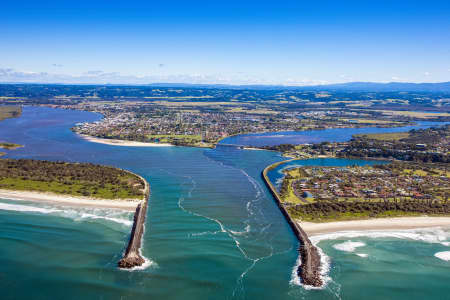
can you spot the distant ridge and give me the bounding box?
[1,81,449,92]
[302,81,450,92]
[142,81,450,92]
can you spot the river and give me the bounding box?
[0,106,448,300]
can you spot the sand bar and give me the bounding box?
[299,216,450,236]
[0,189,141,211]
[79,134,173,147]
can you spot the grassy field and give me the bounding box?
[152,101,243,107]
[0,159,145,200]
[225,107,278,114]
[377,110,450,118]
[353,132,410,141]
[146,134,202,143]
[0,105,22,121]
[340,118,400,124]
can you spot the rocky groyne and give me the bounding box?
[262,161,323,287]
[118,173,150,269]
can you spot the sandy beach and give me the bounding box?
[79,134,173,147]
[299,216,450,236]
[0,189,142,211]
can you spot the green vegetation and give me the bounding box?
[0,159,145,200]
[342,125,450,162]
[145,134,204,146]
[0,142,23,150]
[288,208,429,222]
[353,132,410,141]
[0,105,21,121]
[279,162,450,222]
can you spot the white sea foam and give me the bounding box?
[0,202,60,214]
[299,227,450,289]
[0,201,133,226]
[434,251,450,261]
[229,225,251,236]
[310,227,450,247]
[333,241,366,252]
[289,245,331,290]
[78,212,133,226]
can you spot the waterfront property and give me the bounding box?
[279,162,450,222]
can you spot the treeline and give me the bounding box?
[373,161,450,175]
[288,199,450,221]
[339,125,450,163]
[260,144,297,152]
[0,159,145,199]
[339,147,450,163]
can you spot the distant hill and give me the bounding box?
[1,81,449,93]
[145,81,450,92]
[302,81,450,92]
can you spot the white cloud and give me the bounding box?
[0,68,329,86]
[424,71,431,76]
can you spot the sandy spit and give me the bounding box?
[79,134,173,147]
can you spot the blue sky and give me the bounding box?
[1,0,449,85]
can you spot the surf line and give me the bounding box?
[118,172,150,269]
[262,160,323,287]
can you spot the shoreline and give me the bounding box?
[0,189,141,211]
[262,161,323,287]
[118,171,150,268]
[299,216,450,237]
[79,134,173,147]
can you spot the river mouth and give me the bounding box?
[0,106,449,300]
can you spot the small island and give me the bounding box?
[0,105,22,121]
[0,142,23,150]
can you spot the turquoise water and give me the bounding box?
[0,106,449,300]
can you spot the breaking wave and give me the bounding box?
[0,201,133,226]
[333,241,366,252]
[310,227,450,246]
[434,251,450,261]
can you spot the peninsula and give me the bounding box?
[0,158,146,207]
[262,158,450,287]
[0,158,151,268]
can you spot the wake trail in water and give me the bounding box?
[200,151,297,298]
[158,150,296,298]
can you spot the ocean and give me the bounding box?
[0,106,448,300]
